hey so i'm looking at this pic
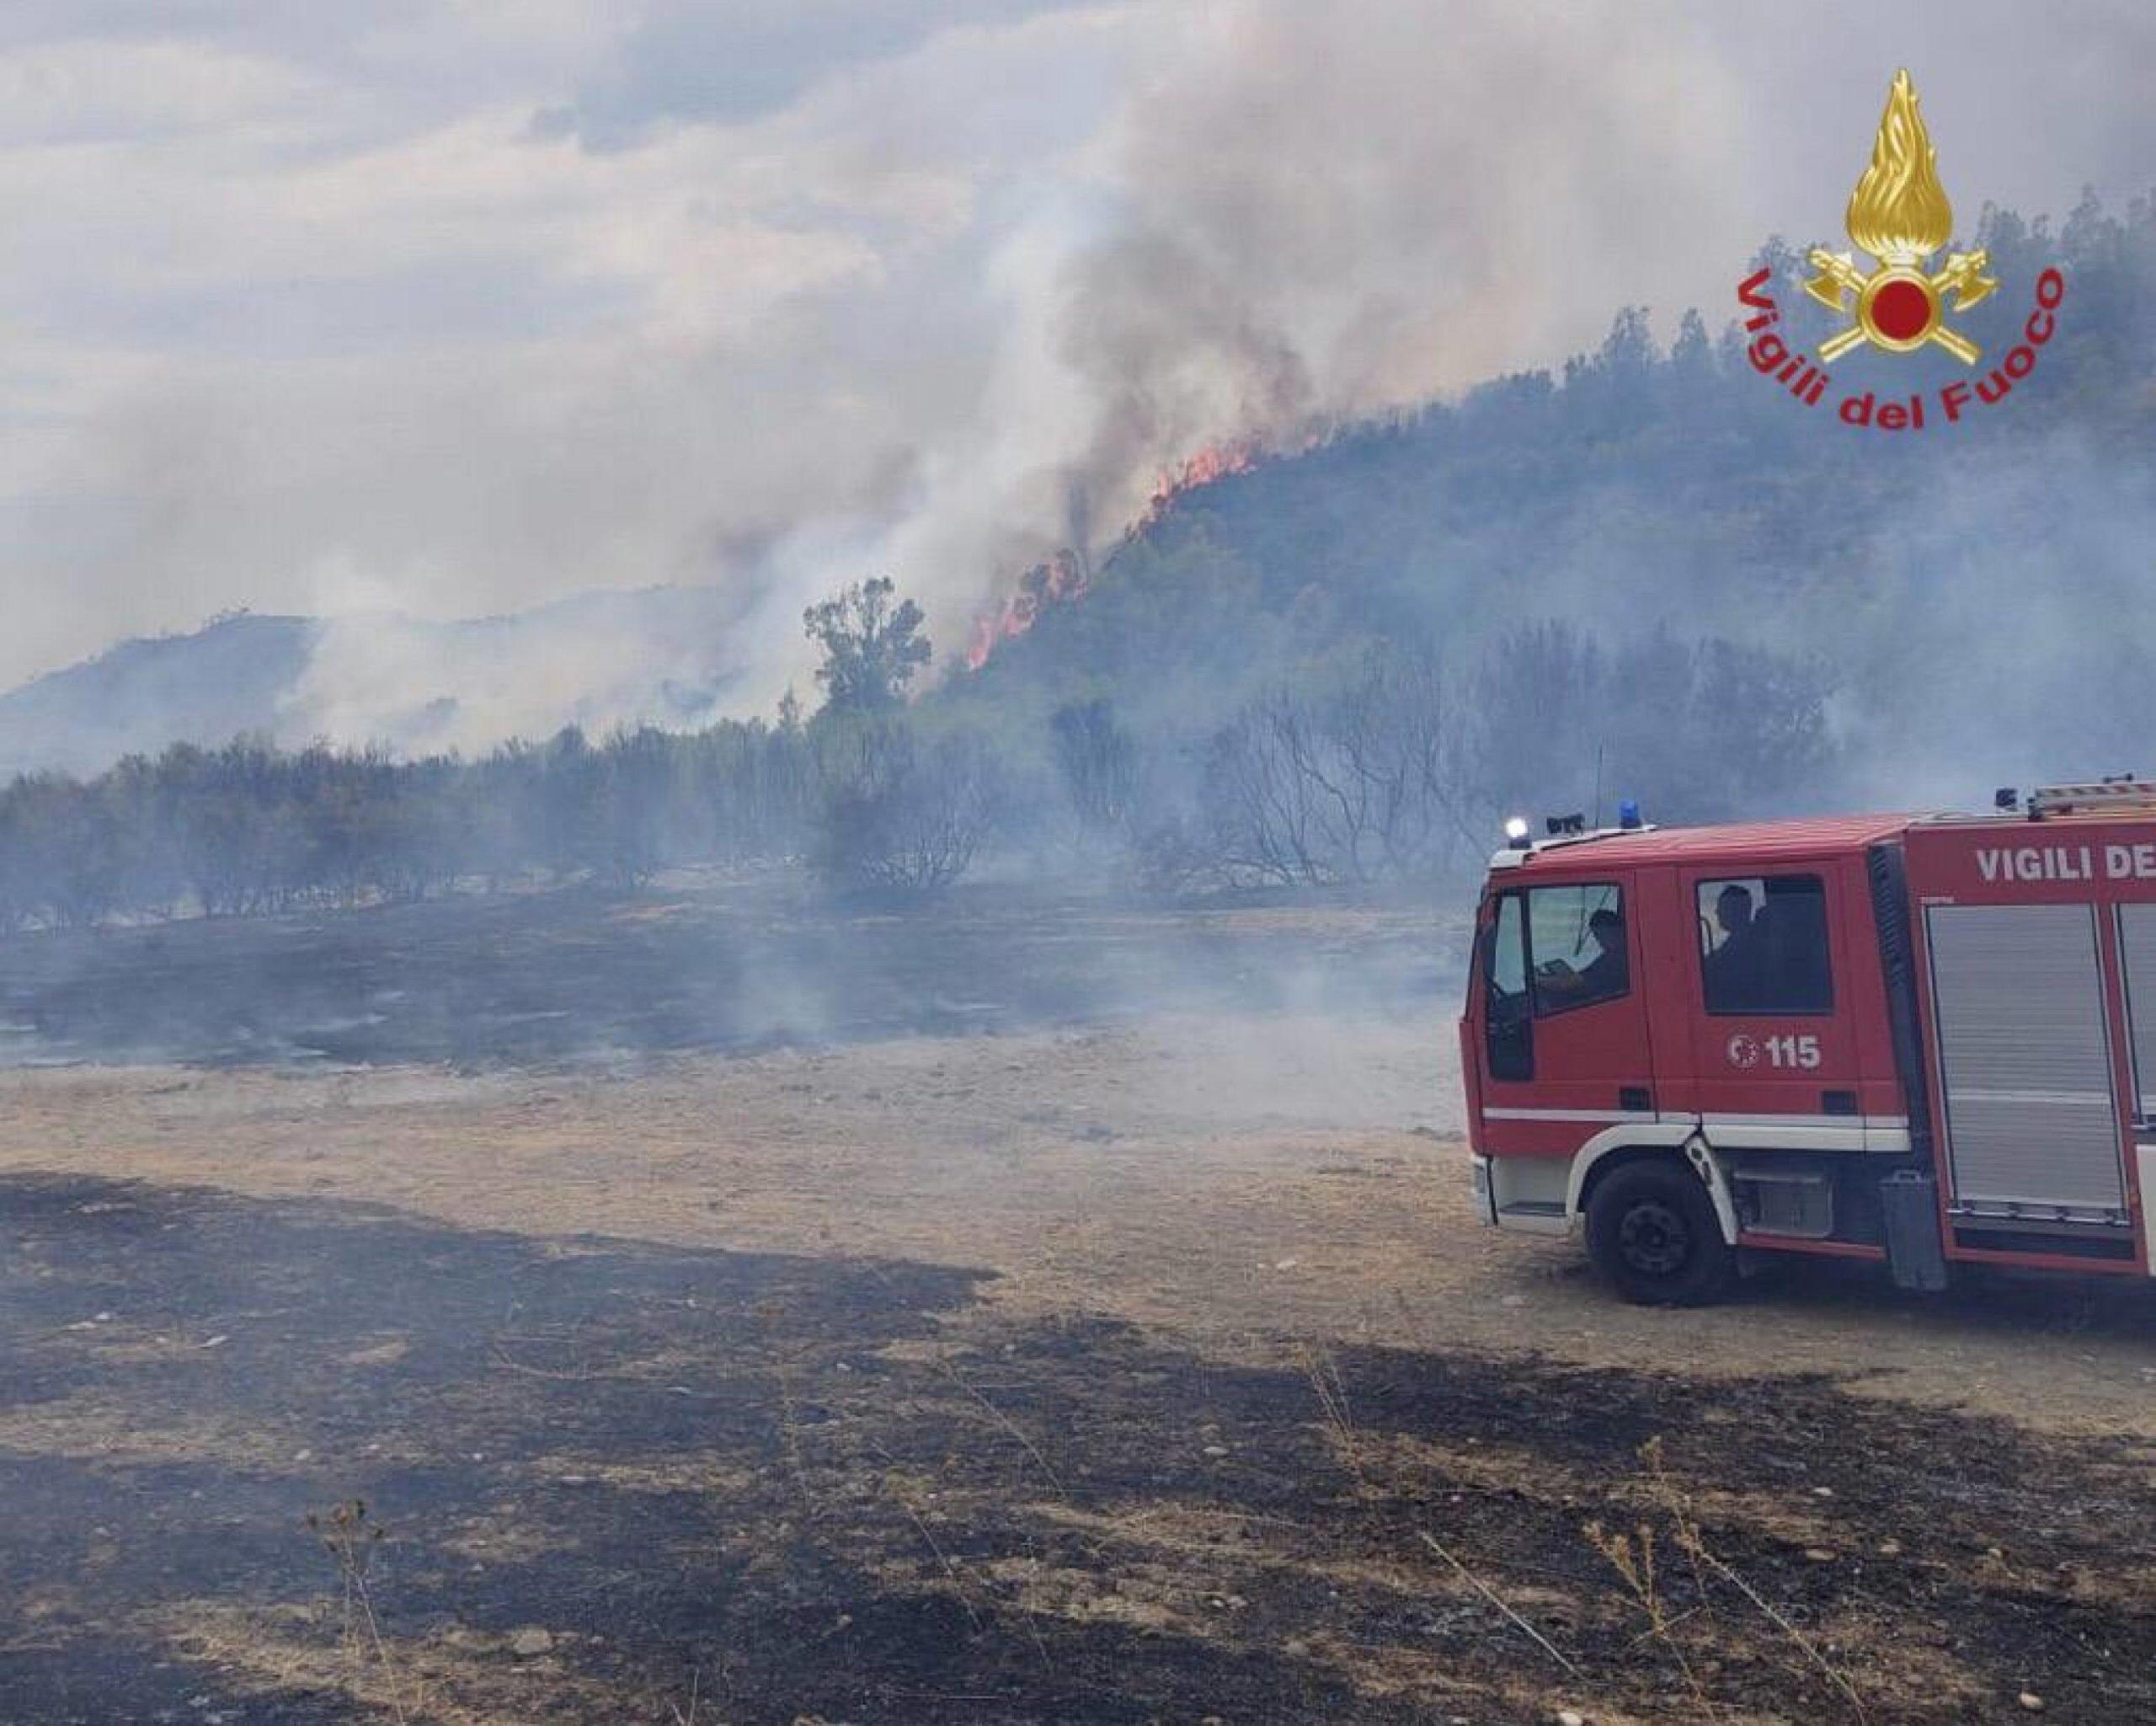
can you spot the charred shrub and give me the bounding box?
[809,716,1002,898]
[1176,643,1465,891]
[1469,623,1838,830]
[1051,697,1140,840]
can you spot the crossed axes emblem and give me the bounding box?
[1802,245,1996,365]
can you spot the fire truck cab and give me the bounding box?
[1460,783,2156,1303]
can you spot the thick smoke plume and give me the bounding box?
[0,1,2150,755]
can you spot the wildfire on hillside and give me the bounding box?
[964,548,1088,671]
[963,436,1273,672]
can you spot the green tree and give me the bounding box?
[803,577,931,716]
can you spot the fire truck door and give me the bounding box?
[1476,876,1655,1151]
[1682,865,1864,1129]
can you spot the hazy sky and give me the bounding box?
[0,0,2149,705]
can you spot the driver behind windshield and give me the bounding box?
[1540,906,1628,1006]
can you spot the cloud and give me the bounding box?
[563,0,1095,141]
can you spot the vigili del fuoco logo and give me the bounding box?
[1737,69,2063,430]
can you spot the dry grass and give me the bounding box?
[152,1600,635,1726]
[1298,1344,1914,1723]
[1303,1344,1585,1686]
[0,1392,313,1472]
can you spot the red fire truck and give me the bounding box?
[1460,783,2156,1302]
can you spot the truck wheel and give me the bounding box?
[1585,1161,1735,1307]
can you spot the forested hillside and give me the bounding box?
[0,195,2147,924]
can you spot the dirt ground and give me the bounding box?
[0,890,2151,1723]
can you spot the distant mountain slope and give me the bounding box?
[0,614,314,779]
[0,585,758,778]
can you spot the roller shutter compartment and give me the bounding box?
[1925,903,2125,1218]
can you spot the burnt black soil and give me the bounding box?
[3,1175,2151,1723]
[0,879,1456,1070]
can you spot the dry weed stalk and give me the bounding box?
[1582,1516,1711,1716]
[754,1297,813,1507]
[1299,1345,1364,1481]
[862,1437,987,1634]
[933,1349,1065,1499]
[1302,1345,1579,1679]
[305,1498,421,1723]
[1589,1438,1868,1722]
[1417,1530,1582,1679]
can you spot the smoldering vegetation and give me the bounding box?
[0,879,1451,1068]
[0,626,1828,933]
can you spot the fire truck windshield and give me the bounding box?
[1529,883,1628,1011]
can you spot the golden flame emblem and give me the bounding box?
[1804,70,1996,364]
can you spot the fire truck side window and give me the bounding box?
[1696,874,1833,1015]
[1526,882,1629,1015]
[1484,891,1533,1081]
[1488,892,1528,1002]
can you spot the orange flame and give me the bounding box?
[1137,436,1263,531]
[964,548,1087,671]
